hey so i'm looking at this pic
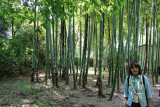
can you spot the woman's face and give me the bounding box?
[131,65,139,76]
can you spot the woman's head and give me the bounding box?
[129,61,142,76]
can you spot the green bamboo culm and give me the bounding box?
[109,13,120,100]
[155,30,159,83]
[107,16,112,86]
[120,6,124,82]
[97,9,104,96]
[111,15,115,85]
[45,22,50,85]
[79,2,82,81]
[79,5,88,86]
[148,17,152,75]
[95,23,98,76]
[85,11,94,84]
[49,23,54,86]
[155,0,158,84]
[66,30,70,85]
[61,5,65,80]
[31,0,37,82]
[79,1,82,84]
[129,2,134,62]
[158,31,160,75]
[136,0,141,61]
[152,0,156,86]
[117,6,124,92]
[140,18,145,70]
[59,33,62,78]
[82,8,88,88]
[55,16,58,87]
[68,8,77,90]
[133,0,136,60]
[144,15,149,75]
[127,0,131,75]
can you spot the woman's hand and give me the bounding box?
[148,98,152,107]
[124,97,128,106]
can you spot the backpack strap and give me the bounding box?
[142,75,148,105]
[127,75,130,91]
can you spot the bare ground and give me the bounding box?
[0,70,159,107]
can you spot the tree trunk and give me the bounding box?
[79,4,82,80]
[31,0,37,82]
[97,9,104,96]
[144,15,149,74]
[148,17,152,75]
[152,0,156,86]
[85,11,94,84]
[136,0,141,61]
[81,6,88,88]
[79,6,88,86]
[61,5,66,80]
[45,22,49,85]
[49,23,54,86]
[52,15,55,85]
[127,0,131,75]
[55,17,58,87]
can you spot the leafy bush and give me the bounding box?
[0,35,33,77]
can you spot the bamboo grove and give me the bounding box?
[0,0,160,101]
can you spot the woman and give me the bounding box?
[124,61,152,107]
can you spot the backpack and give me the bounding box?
[127,75,148,105]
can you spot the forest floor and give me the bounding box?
[0,69,160,107]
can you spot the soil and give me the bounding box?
[0,70,159,107]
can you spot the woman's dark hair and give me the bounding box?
[129,61,142,75]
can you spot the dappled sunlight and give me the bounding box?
[38,73,45,78]
[42,79,53,89]
[93,79,97,82]
[155,84,160,90]
[87,77,93,80]
[65,85,71,90]
[21,105,31,107]
[155,84,160,87]
[86,85,98,92]
[53,91,66,100]
[22,99,30,103]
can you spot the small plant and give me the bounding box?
[18,81,27,93]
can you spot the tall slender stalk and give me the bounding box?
[152,0,156,86]
[31,0,37,82]
[136,0,141,61]
[95,23,98,75]
[97,9,104,96]
[68,8,77,89]
[144,15,149,74]
[79,2,82,82]
[85,11,94,84]
[82,6,88,88]
[55,16,58,87]
[49,23,54,86]
[52,14,55,85]
[127,0,131,75]
[45,22,50,85]
[79,5,88,86]
[148,17,152,75]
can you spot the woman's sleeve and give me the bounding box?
[144,76,152,98]
[124,76,129,97]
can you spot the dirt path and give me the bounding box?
[0,72,159,107]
